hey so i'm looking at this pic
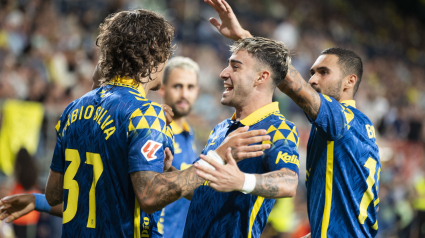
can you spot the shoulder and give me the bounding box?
[128,100,167,133]
[263,113,299,149]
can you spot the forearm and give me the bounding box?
[250,168,298,199]
[49,204,63,217]
[45,170,64,206]
[278,65,321,120]
[131,167,204,213]
[166,166,179,172]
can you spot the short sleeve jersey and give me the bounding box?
[158,121,197,238]
[306,94,381,238]
[183,102,300,238]
[50,78,174,238]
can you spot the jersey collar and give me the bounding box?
[231,102,280,126]
[107,76,146,98]
[341,100,356,108]
[170,120,191,134]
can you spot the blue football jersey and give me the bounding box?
[183,102,300,238]
[158,121,197,238]
[306,94,381,238]
[50,78,174,238]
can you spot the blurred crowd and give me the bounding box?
[0,0,424,237]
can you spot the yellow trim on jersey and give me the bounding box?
[169,120,191,134]
[134,197,141,238]
[231,102,280,126]
[341,100,356,108]
[107,76,146,98]
[321,141,334,238]
[248,196,265,238]
[371,220,378,230]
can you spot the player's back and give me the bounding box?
[51,80,173,238]
[306,94,380,238]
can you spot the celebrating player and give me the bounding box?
[0,9,272,237]
[157,56,200,237]
[183,37,300,237]
[203,0,381,237]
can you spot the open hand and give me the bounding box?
[216,126,271,162]
[0,194,35,223]
[194,148,244,192]
[204,0,252,41]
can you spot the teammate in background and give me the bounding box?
[182,36,300,237]
[202,1,381,237]
[157,56,200,237]
[0,9,272,238]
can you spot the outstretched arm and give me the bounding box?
[194,149,298,199]
[205,0,252,40]
[205,0,322,120]
[131,166,204,214]
[0,194,63,222]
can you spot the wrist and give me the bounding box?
[33,193,51,213]
[237,30,252,40]
[240,173,256,194]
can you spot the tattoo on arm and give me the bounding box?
[251,168,298,198]
[131,166,205,212]
[279,65,321,120]
[45,171,64,206]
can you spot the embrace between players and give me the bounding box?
[0,0,381,237]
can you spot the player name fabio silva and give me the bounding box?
[60,105,116,140]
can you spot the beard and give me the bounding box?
[312,79,342,101]
[170,103,192,118]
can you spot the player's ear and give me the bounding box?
[254,70,271,87]
[158,84,165,97]
[345,74,357,90]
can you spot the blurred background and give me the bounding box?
[0,0,424,237]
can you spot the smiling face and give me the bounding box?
[219,50,259,108]
[309,54,344,101]
[161,68,199,118]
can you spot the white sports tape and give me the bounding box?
[241,173,256,194]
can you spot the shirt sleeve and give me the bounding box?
[263,121,300,175]
[307,93,354,140]
[127,103,173,174]
[50,115,65,172]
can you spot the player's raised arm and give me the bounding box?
[205,0,322,120]
[130,128,271,214]
[278,65,321,120]
[205,0,252,40]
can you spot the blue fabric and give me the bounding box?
[306,94,381,238]
[51,83,174,238]
[183,103,300,238]
[33,193,51,213]
[159,126,197,238]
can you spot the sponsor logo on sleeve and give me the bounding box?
[141,140,162,161]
